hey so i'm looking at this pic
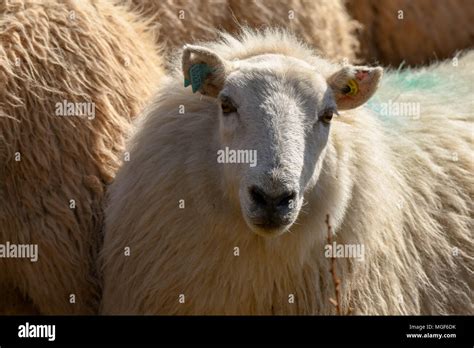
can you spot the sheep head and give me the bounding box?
[182,45,383,237]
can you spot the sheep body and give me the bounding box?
[346,0,474,66]
[101,30,473,315]
[0,0,164,314]
[123,0,360,62]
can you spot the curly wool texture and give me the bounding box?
[0,0,164,314]
[122,0,360,62]
[101,29,473,315]
[346,0,474,66]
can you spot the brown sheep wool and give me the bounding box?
[346,0,474,66]
[0,0,164,314]
[123,0,361,62]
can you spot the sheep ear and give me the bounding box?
[328,65,383,110]
[182,45,230,97]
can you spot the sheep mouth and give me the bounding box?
[247,218,294,237]
[254,220,290,229]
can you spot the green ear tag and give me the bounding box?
[184,64,213,93]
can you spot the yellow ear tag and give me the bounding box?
[346,79,359,96]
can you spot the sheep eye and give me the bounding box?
[220,96,237,115]
[320,109,334,124]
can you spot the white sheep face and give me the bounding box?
[182,46,382,237]
[217,55,333,237]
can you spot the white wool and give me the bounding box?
[101,29,473,315]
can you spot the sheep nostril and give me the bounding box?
[276,191,297,208]
[249,186,269,207]
[249,186,297,210]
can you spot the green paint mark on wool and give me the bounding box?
[385,69,442,91]
[366,98,399,124]
[366,68,444,122]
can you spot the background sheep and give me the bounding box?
[347,0,474,66]
[101,29,473,315]
[123,0,360,62]
[124,0,474,67]
[0,0,163,314]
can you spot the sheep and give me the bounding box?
[101,29,473,315]
[346,0,474,66]
[0,0,164,314]
[122,0,360,62]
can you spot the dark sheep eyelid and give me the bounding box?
[319,108,335,116]
[220,95,237,114]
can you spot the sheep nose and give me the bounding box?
[249,186,297,210]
